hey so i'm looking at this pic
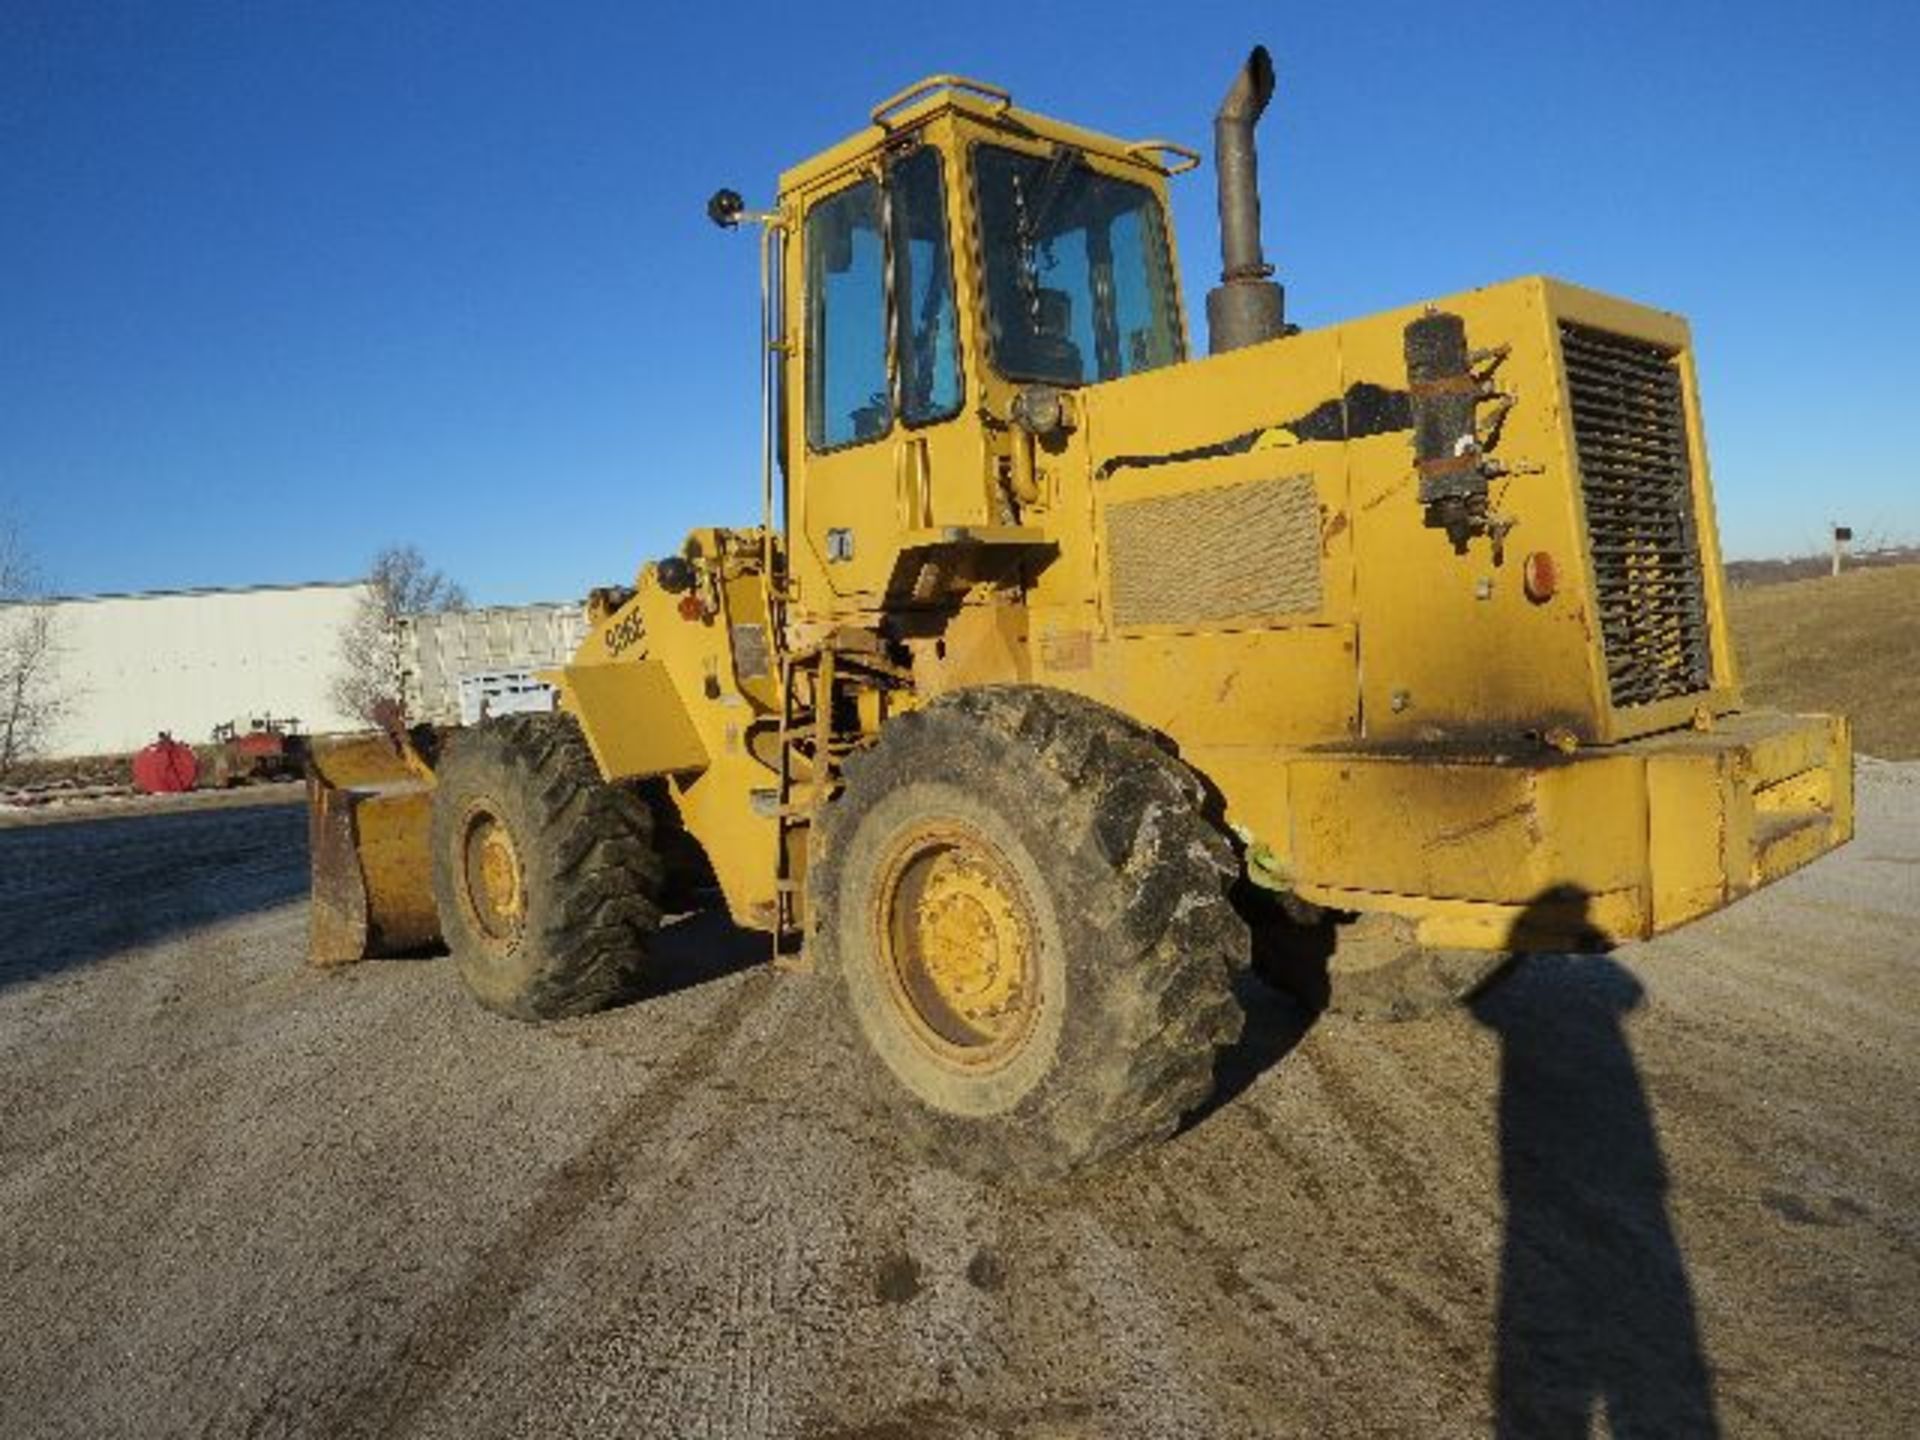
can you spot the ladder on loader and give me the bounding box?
[770,632,908,965]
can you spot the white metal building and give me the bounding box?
[17,581,374,759]
[5,584,595,761]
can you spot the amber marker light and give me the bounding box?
[1523,551,1558,603]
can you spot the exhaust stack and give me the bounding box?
[1206,46,1287,354]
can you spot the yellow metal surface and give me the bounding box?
[874,820,1040,1067]
[552,527,784,928]
[914,853,1027,1027]
[306,732,440,965]
[1288,750,1650,905]
[306,727,436,788]
[562,658,708,779]
[1025,275,1742,753]
[463,811,526,939]
[1643,710,1852,930]
[1286,710,1851,949]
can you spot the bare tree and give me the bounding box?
[368,543,469,616]
[0,519,65,779]
[332,545,469,726]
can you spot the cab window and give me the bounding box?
[974,144,1182,386]
[889,147,963,426]
[804,149,964,451]
[805,179,889,449]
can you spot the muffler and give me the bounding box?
[1207,45,1288,353]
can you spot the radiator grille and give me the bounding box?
[1562,323,1713,708]
[1106,475,1322,628]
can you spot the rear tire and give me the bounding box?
[430,713,664,1021]
[809,687,1246,1182]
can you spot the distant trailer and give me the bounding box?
[457,668,558,726]
[397,603,589,727]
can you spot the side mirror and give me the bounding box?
[706,188,746,229]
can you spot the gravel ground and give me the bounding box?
[1,766,1916,1438]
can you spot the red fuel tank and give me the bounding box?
[132,734,199,794]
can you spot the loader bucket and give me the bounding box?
[307,732,442,966]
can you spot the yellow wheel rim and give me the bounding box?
[461,808,525,941]
[875,821,1040,1070]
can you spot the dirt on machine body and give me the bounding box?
[307,48,1851,1180]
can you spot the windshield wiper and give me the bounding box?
[1021,144,1084,245]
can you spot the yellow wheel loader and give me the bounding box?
[307,48,1852,1179]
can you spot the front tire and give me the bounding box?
[809,687,1246,1182]
[430,713,664,1021]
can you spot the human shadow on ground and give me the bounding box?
[0,801,310,993]
[1474,886,1721,1438]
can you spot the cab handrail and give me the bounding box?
[1124,139,1202,175]
[872,74,1013,128]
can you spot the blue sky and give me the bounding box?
[4,0,1916,603]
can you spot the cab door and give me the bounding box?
[792,139,985,607]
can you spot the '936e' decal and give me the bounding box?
[604,611,646,656]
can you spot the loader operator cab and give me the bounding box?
[770,81,1195,607]
[800,128,1185,423]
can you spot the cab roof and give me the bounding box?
[777,77,1196,197]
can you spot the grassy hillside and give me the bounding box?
[1727,563,1920,759]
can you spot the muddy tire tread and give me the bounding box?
[811,685,1246,1181]
[431,713,664,1021]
